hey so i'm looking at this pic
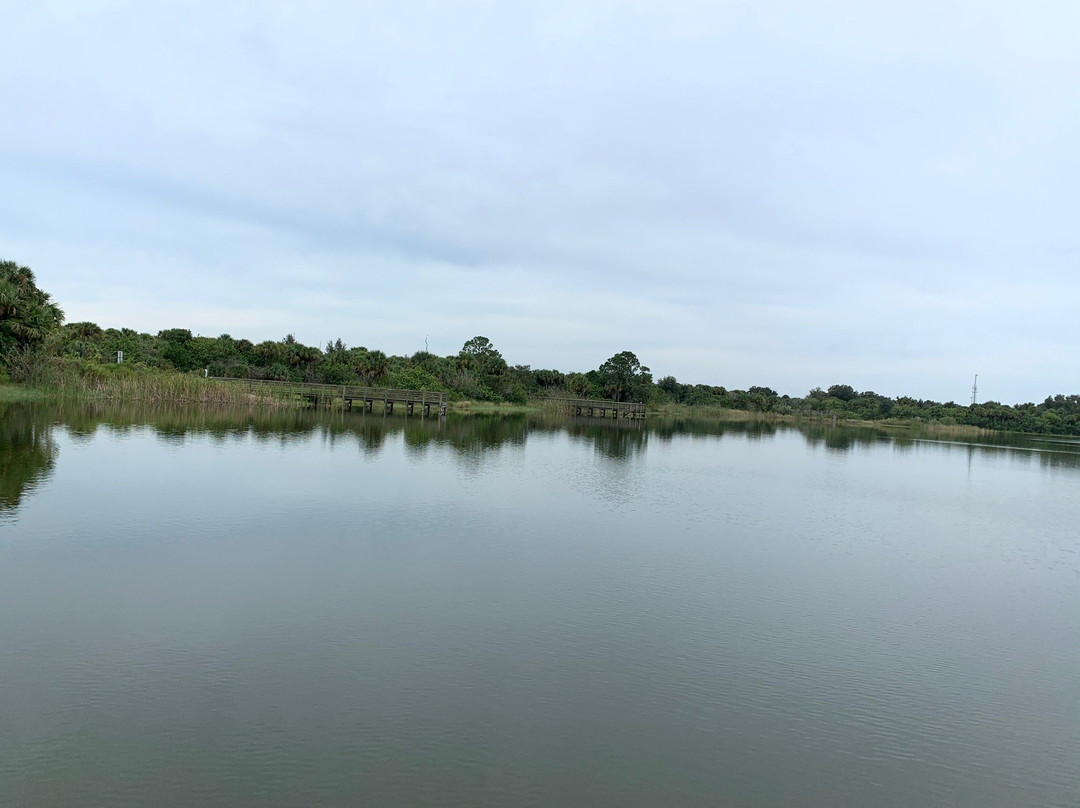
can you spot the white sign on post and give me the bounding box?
[117,351,123,364]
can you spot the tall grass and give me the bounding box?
[647,402,790,421]
[449,399,541,414]
[0,384,46,403]
[646,401,992,437]
[14,356,293,406]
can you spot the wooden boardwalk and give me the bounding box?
[216,378,448,416]
[553,397,646,420]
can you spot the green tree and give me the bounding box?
[533,368,566,390]
[158,328,196,371]
[826,384,857,402]
[0,260,64,359]
[596,351,652,402]
[65,321,104,341]
[365,350,390,384]
[458,336,506,375]
[455,336,508,400]
[565,372,595,397]
[657,375,680,395]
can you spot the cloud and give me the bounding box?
[1,0,1077,402]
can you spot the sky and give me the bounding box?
[2,0,1077,403]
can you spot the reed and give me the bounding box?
[646,402,994,437]
[21,358,293,406]
[449,400,541,414]
[878,420,991,439]
[0,384,46,403]
[647,403,797,421]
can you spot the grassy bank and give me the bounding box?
[0,384,47,403]
[648,402,794,421]
[46,372,284,405]
[7,359,294,406]
[0,363,1000,440]
[646,401,993,438]
[448,400,542,414]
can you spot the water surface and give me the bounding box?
[1,403,1077,806]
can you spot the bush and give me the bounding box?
[390,366,443,391]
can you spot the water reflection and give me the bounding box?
[561,416,647,462]
[2,402,1077,808]
[0,404,58,519]
[647,416,1080,471]
[1,402,1078,521]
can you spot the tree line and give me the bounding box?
[45,324,656,406]
[654,378,1080,435]
[2,259,1078,434]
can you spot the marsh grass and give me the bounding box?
[0,384,46,403]
[647,403,789,421]
[646,402,992,437]
[449,400,541,414]
[0,357,998,440]
[14,357,293,406]
[874,420,991,439]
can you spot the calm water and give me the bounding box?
[1,403,1078,807]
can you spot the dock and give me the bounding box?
[216,378,448,416]
[554,397,646,420]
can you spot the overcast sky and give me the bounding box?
[2,0,1077,402]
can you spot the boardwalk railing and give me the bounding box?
[215,378,448,416]
[546,396,646,420]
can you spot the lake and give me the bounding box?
[1,402,1077,807]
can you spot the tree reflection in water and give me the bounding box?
[0,404,59,518]
[2,402,1077,523]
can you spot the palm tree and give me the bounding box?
[0,260,64,358]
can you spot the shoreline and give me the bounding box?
[0,382,1065,439]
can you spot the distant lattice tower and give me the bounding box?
[970,374,978,406]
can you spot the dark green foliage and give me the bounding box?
[0,260,64,359]
[66,322,103,341]
[158,328,196,371]
[596,351,652,402]
[565,372,596,398]
[453,336,509,401]
[390,365,441,391]
[33,312,1080,433]
[826,384,857,402]
[459,335,502,363]
[5,258,1076,436]
[458,336,507,377]
[648,370,1078,435]
[532,368,566,390]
